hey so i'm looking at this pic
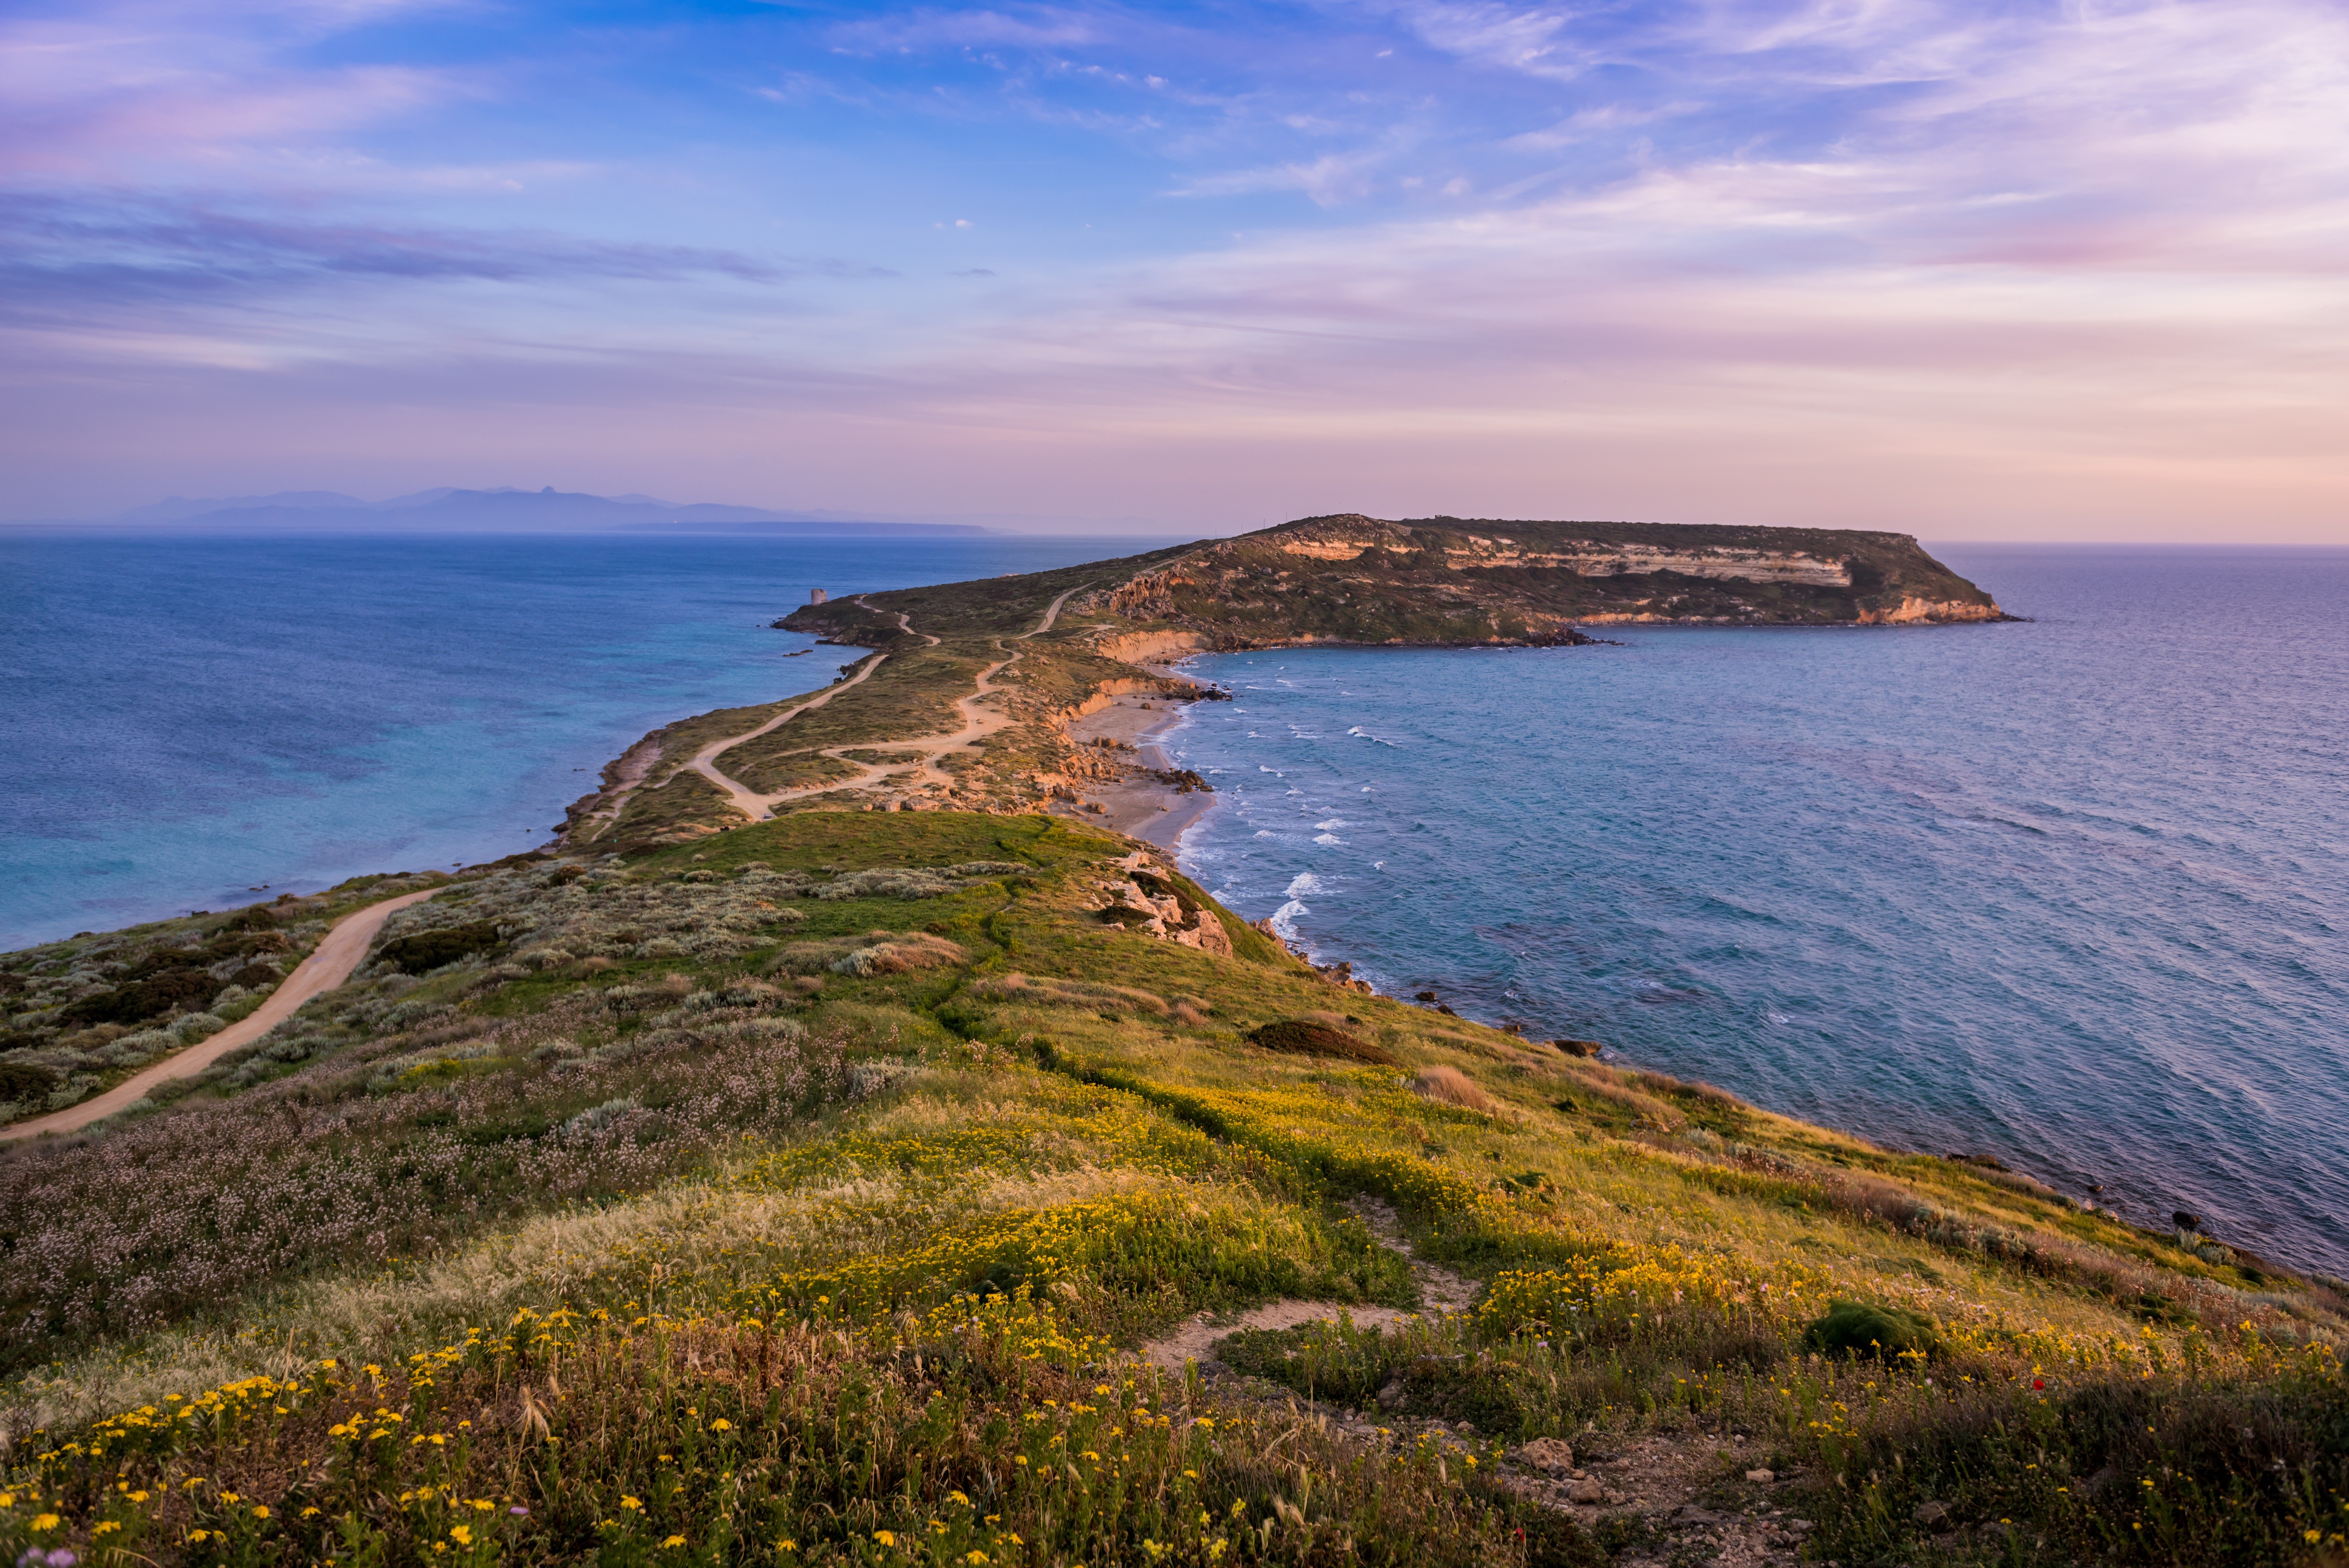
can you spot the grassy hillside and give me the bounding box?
[2,812,2341,1567]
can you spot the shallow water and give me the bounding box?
[1165,547,2349,1277]
[0,532,1140,948]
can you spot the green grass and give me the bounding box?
[2,810,2339,1567]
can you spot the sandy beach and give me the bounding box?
[1059,688,1219,850]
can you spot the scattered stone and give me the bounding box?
[1374,1378,1407,1413]
[1566,1477,1607,1505]
[1550,1038,1602,1057]
[1915,1499,1953,1531]
[2173,1210,2202,1233]
[1516,1437,1576,1472]
[1745,1468,1774,1483]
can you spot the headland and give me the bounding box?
[547,513,2012,852]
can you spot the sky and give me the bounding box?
[5,0,2347,539]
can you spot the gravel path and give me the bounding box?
[0,888,440,1143]
[692,584,1085,819]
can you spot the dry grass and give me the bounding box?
[1410,1064,1496,1115]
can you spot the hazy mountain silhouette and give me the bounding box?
[91,487,987,535]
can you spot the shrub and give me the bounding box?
[0,1061,56,1101]
[1804,1298,1942,1362]
[830,934,967,977]
[56,967,220,1027]
[376,921,504,973]
[1248,1019,1395,1065]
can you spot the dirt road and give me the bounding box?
[0,888,440,1144]
[694,585,1085,818]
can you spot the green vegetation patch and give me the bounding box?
[376,919,505,974]
[1248,1019,1395,1065]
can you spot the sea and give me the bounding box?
[3,534,2343,1276]
[0,532,1146,948]
[1162,546,2349,1277]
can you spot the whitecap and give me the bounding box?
[1285,871,1325,897]
[1313,833,1344,846]
[1314,818,1348,830]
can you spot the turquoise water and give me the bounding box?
[1164,548,2349,1277]
[0,533,1143,949]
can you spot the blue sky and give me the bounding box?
[5,0,2347,537]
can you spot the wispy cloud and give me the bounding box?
[2,0,2345,537]
[0,194,888,322]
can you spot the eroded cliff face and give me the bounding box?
[1097,513,2005,643]
[1271,524,1854,588]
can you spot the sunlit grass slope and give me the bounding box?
[1,811,2342,1567]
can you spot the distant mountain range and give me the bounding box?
[79,488,990,536]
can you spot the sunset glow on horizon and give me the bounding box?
[6,0,2348,540]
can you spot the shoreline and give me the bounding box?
[1056,678,1219,850]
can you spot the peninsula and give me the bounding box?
[555,515,2009,849]
[2,516,2337,1568]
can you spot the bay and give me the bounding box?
[0,532,1144,948]
[1164,547,2349,1278]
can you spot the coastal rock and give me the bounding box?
[1516,1438,1575,1472]
[1550,1038,1602,1057]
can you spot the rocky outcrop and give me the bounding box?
[1856,597,2010,625]
[1097,852,1234,955]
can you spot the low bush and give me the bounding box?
[376,920,504,973]
[1249,1019,1394,1065]
[1802,1297,1942,1362]
[0,1061,56,1100]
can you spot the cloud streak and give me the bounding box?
[1,0,2345,538]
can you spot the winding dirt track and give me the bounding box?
[0,889,439,1144]
[683,638,895,821]
[694,585,1084,820]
